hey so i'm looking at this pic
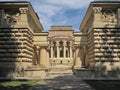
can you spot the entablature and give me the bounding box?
[74,32,87,45]
[49,26,74,37]
[33,32,48,46]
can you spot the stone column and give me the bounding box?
[70,42,73,58]
[56,41,60,58]
[51,45,53,59]
[63,41,66,58]
[67,48,69,57]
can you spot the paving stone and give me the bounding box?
[28,75,95,90]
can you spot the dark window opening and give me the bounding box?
[60,61,62,64]
[60,50,63,57]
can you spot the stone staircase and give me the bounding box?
[46,65,73,79]
[29,65,95,90]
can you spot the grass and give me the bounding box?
[0,80,38,90]
[0,80,38,87]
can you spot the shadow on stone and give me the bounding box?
[29,75,95,90]
[85,80,120,90]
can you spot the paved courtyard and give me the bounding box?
[28,75,95,90]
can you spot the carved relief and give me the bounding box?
[4,12,20,25]
[0,9,20,25]
[102,10,117,23]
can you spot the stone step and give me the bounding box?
[47,71,73,74]
[48,68,73,71]
[47,65,73,79]
[48,70,73,74]
[47,73,73,76]
[48,68,73,73]
[46,68,73,79]
[46,74,74,79]
[49,67,72,71]
[50,65,72,68]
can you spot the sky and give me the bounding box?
[0,0,117,31]
[30,0,94,31]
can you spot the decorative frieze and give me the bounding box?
[102,10,117,23]
[0,9,20,25]
[0,7,32,27]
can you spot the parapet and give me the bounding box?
[51,26,73,31]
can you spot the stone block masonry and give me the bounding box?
[0,28,34,77]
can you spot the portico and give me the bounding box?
[49,37,74,66]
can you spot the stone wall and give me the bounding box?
[0,2,43,79]
[93,5,120,73]
[0,28,33,78]
[87,29,95,68]
[80,1,120,78]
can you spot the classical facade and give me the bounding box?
[0,1,120,79]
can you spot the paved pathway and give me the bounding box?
[28,75,95,90]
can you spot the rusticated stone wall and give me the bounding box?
[94,29,120,61]
[0,2,43,78]
[0,28,34,77]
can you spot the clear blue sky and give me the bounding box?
[0,0,113,31]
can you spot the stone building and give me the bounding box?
[0,1,120,79]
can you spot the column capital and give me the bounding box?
[93,7,102,13]
[47,45,50,50]
[51,44,54,47]
[34,45,40,49]
[36,45,40,50]
[19,8,28,14]
[63,41,67,46]
[69,41,73,47]
[56,41,60,46]
[56,41,59,43]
